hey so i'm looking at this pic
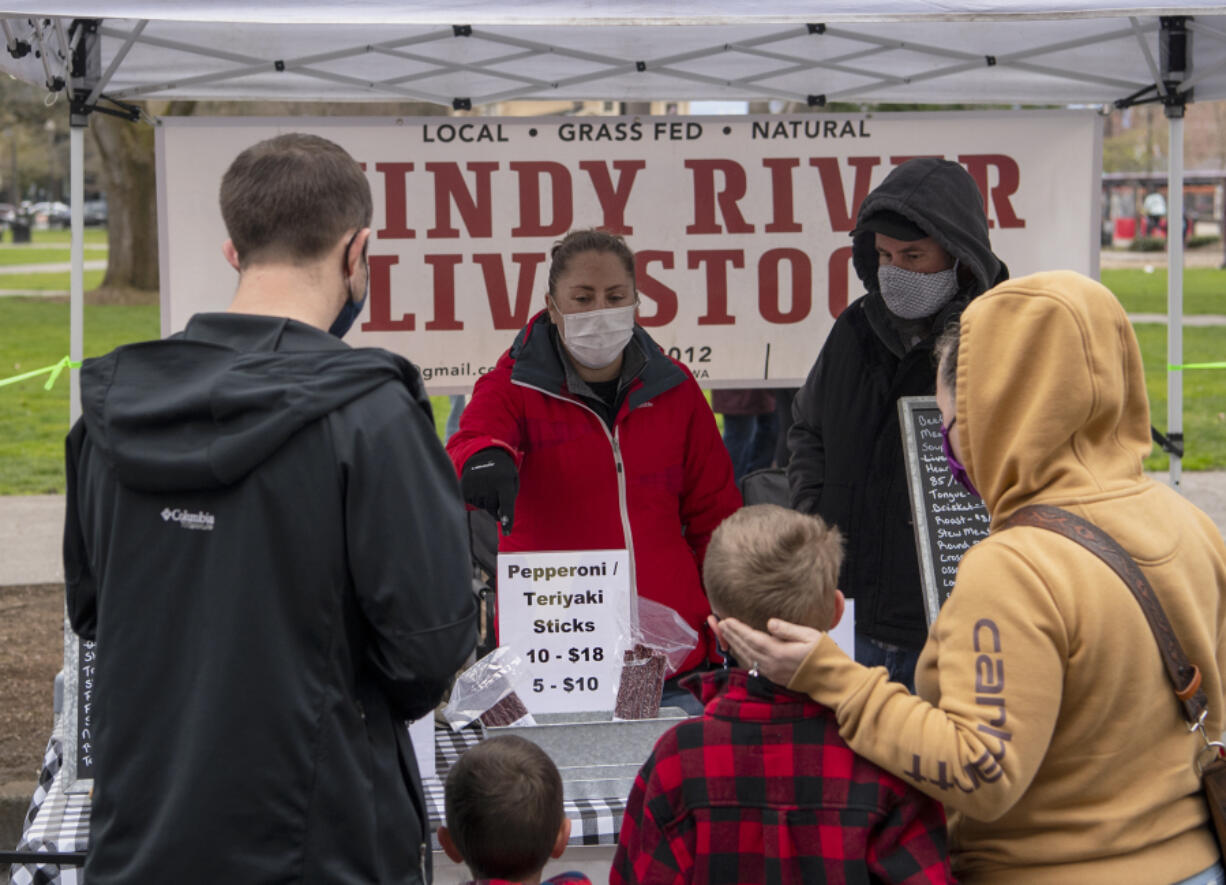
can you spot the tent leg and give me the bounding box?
[70,123,84,426]
[1167,114,1183,491]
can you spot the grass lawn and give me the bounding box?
[1135,323,1226,471]
[0,247,109,266]
[19,227,109,246]
[0,298,160,494]
[1,267,1224,493]
[0,270,105,291]
[1102,267,1226,315]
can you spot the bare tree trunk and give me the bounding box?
[87,101,195,304]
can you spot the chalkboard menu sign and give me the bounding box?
[898,396,991,625]
[60,626,95,793]
[77,638,96,779]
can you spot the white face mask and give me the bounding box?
[877,263,959,319]
[554,300,637,369]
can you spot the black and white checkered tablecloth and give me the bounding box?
[9,737,88,885]
[432,724,626,848]
[11,724,627,883]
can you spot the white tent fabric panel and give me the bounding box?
[11,2,1226,26]
[1,9,1223,106]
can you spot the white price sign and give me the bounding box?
[497,550,631,715]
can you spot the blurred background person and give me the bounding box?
[711,387,777,482]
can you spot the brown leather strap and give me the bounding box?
[999,504,1208,726]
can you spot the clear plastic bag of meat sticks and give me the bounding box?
[441,645,537,730]
[613,597,699,720]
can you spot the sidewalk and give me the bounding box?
[4,473,1226,587]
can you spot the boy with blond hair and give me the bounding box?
[613,504,953,884]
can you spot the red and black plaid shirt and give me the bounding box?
[612,668,954,884]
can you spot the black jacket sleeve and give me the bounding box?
[786,348,828,515]
[64,419,98,640]
[340,387,478,723]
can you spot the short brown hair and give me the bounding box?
[547,228,636,295]
[703,504,843,632]
[219,133,372,268]
[444,735,564,881]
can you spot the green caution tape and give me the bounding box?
[0,356,82,391]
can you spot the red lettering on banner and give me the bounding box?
[687,250,742,325]
[579,160,646,235]
[684,160,754,235]
[958,154,1026,229]
[810,156,880,232]
[426,162,497,238]
[762,158,802,233]
[511,162,573,237]
[635,250,677,327]
[362,254,412,332]
[758,248,811,323]
[375,162,416,240]
[827,246,854,318]
[475,252,546,329]
[424,254,464,330]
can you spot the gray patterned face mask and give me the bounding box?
[877,263,959,319]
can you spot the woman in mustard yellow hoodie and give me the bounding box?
[720,270,1226,884]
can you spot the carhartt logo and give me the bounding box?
[160,507,215,531]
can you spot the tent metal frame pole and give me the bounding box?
[69,123,84,426]
[1168,112,1184,490]
[85,19,145,106]
[1131,16,1168,96]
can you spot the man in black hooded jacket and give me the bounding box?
[787,158,1008,690]
[63,133,477,883]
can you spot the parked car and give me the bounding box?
[29,200,70,229]
[82,197,108,226]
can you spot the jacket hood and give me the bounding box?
[79,313,428,493]
[852,158,1008,300]
[957,270,1152,523]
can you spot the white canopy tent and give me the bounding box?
[1,2,1221,485]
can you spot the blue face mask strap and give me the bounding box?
[328,230,368,339]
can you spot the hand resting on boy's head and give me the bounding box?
[709,614,823,687]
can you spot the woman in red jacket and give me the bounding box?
[447,229,741,713]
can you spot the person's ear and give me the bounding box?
[344,228,372,277]
[707,613,726,649]
[222,239,241,271]
[437,826,464,864]
[550,817,572,859]
[343,225,370,274]
[545,292,561,325]
[828,590,846,630]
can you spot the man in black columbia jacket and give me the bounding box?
[64,133,477,883]
[787,158,1007,690]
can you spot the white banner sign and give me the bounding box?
[157,111,1100,391]
[497,549,631,715]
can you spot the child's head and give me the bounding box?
[703,504,844,632]
[439,735,571,882]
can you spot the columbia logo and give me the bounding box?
[160,507,216,531]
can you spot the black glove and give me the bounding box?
[461,447,518,535]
